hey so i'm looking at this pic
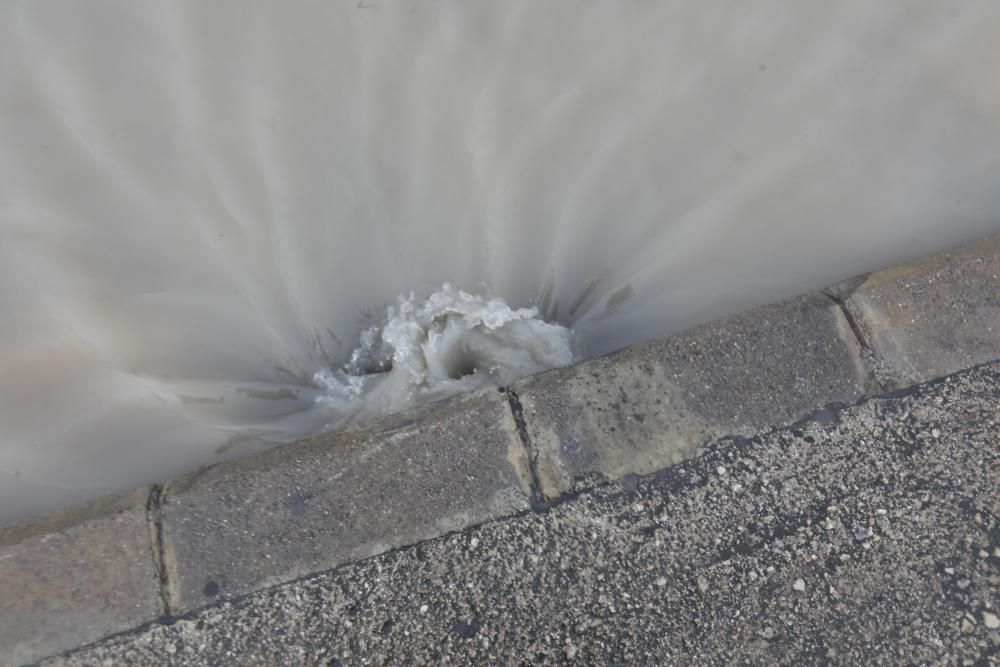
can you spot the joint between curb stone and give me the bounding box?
[822,289,872,351]
[146,483,178,619]
[822,290,890,394]
[501,387,550,512]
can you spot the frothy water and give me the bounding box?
[2,1,1000,524]
[147,284,574,458]
[314,283,576,429]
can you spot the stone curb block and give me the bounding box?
[511,292,870,498]
[159,388,531,616]
[0,488,160,667]
[3,232,999,665]
[838,233,1000,388]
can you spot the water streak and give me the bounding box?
[2,1,999,524]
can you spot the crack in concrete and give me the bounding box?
[145,484,177,619]
[822,289,894,393]
[501,387,549,511]
[822,289,872,351]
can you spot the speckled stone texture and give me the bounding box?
[50,361,1000,666]
[0,488,159,667]
[511,292,870,498]
[840,232,1000,388]
[159,388,532,615]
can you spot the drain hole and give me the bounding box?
[445,350,482,380]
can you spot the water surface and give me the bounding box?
[2,1,999,524]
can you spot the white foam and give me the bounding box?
[313,284,576,429]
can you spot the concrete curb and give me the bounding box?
[158,389,530,616]
[2,232,998,665]
[510,291,870,500]
[48,360,1000,665]
[0,488,159,667]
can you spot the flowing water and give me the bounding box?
[2,1,999,525]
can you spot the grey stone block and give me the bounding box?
[0,487,159,667]
[512,292,869,497]
[160,388,531,614]
[841,233,1000,387]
